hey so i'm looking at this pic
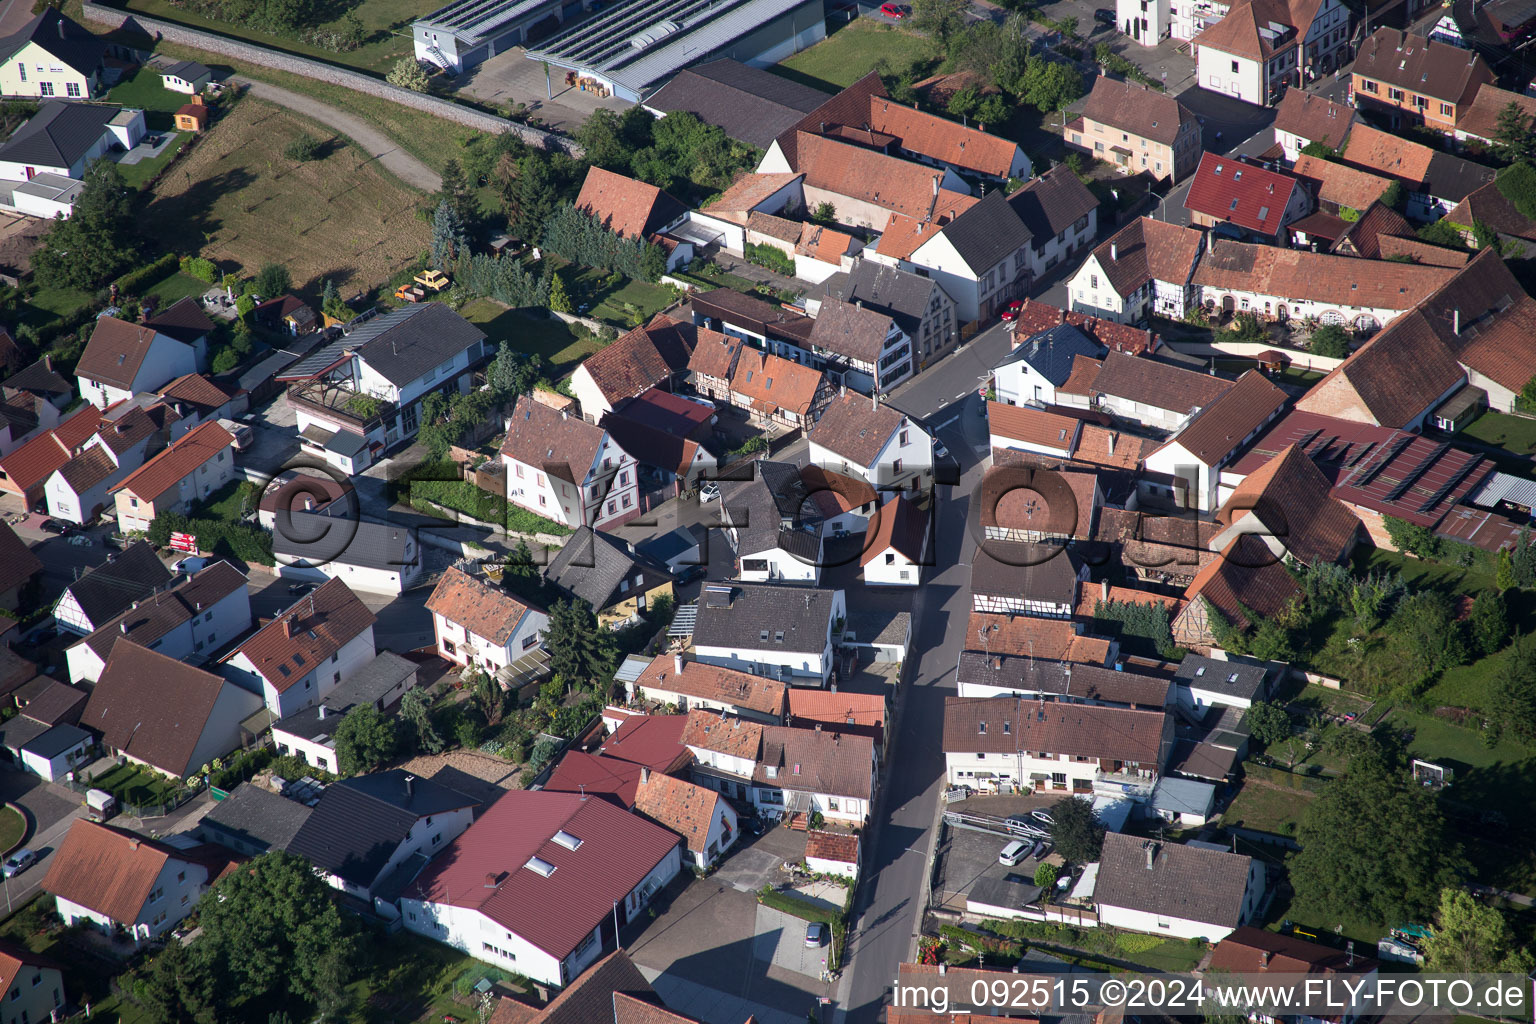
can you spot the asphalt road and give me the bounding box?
[886,321,1015,424]
[836,386,993,1023]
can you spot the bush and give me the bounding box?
[115,253,179,296]
[146,511,274,566]
[180,255,219,284]
[208,746,274,790]
[745,242,795,276]
[1309,324,1351,359]
[941,923,1025,959]
[283,134,321,162]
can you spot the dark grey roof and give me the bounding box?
[544,526,673,612]
[352,304,487,387]
[0,101,119,169]
[816,261,941,336]
[235,345,304,392]
[1422,150,1496,203]
[0,8,105,77]
[23,722,90,759]
[941,190,1031,274]
[286,769,476,889]
[956,655,1172,708]
[969,540,1080,606]
[996,323,1104,387]
[274,651,418,743]
[273,511,417,574]
[1172,655,1269,703]
[201,782,314,853]
[0,714,49,753]
[643,58,829,149]
[1093,833,1254,929]
[57,541,173,630]
[692,583,838,654]
[162,60,210,80]
[1008,167,1101,253]
[845,608,910,647]
[969,874,1042,911]
[3,357,71,398]
[637,526,700,565]
[722,460,824,561]
[324,429,368,458]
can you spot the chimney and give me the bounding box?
[119,621,128,634]
[57,16,64,38]
[1145,841,1158,869]
[284,618,296,637]
[405,774,415,799]
[814,723,823,733]
[1101,579,1110,600]
[641,767,651,783]
[1111,243,1118,261]
[1453,308,1460,335]
[932,175,939,198]
[674,652,684,674]
[992,656,1001,670]
[1260,950,1272,967]
[560,409,568,420]
[318,705,328,719]
[1107,433,1117,456]
[484,872,499,888]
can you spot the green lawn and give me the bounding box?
[117,132,189,188]
[1222,781,1314,836]
[0,806,25,852]
[195,479,257,523]
[1458,410,1536,455]
[344,930,528,1023]
[460,297,606,378]
[144,270,212,307]
[773,19,938,91]
[671,266,759,294]
[92,763,181,806]
[108,67,196,127]
[118,0,422,76]
[586,276,681,327]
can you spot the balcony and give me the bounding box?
[1094,770,1156,799]
[286,380,394,432]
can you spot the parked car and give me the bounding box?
[698,482,721,504]
[1032,809,1056,826]
[933,440,949,460]
[173,556,210,574]
[675,565,706,585]
[1095,7,1116,23]
[804,922,827,947]
[1000,299,1024,322]
[39,519,70,535]
[2,849,35,878]
[999,840,1030,866]
[879,2,910,16]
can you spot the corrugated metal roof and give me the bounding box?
[1470,470,1536,510]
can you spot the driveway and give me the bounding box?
[0,768,86,914]
[451,47,629,134]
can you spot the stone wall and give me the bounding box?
[81,2,581,156]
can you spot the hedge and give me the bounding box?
[147,511,275,566]
[941,923,1025,960]
[745,242,795,277]
[115,253,180,296]
[207,746,274,790]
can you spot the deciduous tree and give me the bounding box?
[1425,888,1533,972]
[1308,324,1351,359]
[332,704,397,775]
[1290,746,1463,925]
[32,159,136,290]
[399,688,444,754]
[386,56,430,92]
[1245,701,1291,748]
[253,263,291,299]
[1049,795,1105,865]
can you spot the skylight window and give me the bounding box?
[525,857,557,877]
[1229,199,1239,211]
[552,830,582,851]
[294,653,306,667]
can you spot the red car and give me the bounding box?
[879,2,909,18]
[999,299,1024,322]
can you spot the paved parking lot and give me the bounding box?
[756,905,831,979]
[451,46,629,133]
[932,793,1067,906]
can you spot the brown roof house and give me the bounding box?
[42,404,174,525]
[43,819,226,945]
[1067,216,1206,324]
[426,566,549,683]
[683,326,744,403]
[81,639,263,779]
[632,768,739,869]
[1454,83,1536,148]
[1142,370,1289,511]
[0,520,41,613]
[570,314,696,421]
[807,390,933,491]
[575,166,692,272]
[627,652,788,724]
[219,577,378,718]
[1192,0,1351,107]
[860,494,930,586]
[75,315,200,410]
[500,395,641,531]
[1075,350,1235,432]
[1272,88,1359,162]
[1351,28,1494,133]
[941,695,1173,795]
[1066,76,1202,182]
[727,347,831,429]
[109,419,236,534]
[1094,832,1265,941]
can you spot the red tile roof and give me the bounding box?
[808,391,907,467]
[598,713,691,773]
[0,940,58,994]
[866,95,1020,178]
[543,750,644,807]
[1221,444,1362,565]
[1457,83,1536,144]
[425,566,537,646]
[1211,926,1381,974]
[42,820,195,924]
[1341,123,1434,186]
[876,195,979,261]
[1007,299,1160,356]
[0,404,103,492]
[109,419,234,504]
[1273,89,1356,149]
[1184,153,1302,237]
[1192,238,1454,313]
[703,172,805,220]
[681,708,763,760]
[804,829,859,865]
[860,493,927,567]
[1293,154,1393,211]
[406,791,682,960]
[227,577,375,692]
[575,166,687,241]
[1160,370,1287,467]
[965,611,1115,664]
[792,131,967,221]
[787,689,885,731]
[578,314,696,408]
[635,656,786,718]
[729,349,825,419]
[633,771,726,854]
[500,395,610,484]
[155,372,231,413]
[987,402,1081,452]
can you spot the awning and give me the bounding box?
[1029,772,1050,781]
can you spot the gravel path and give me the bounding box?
[230,75,442,193]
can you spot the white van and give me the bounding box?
[999,840,1030,866]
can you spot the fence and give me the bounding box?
[1243,761,1332,792]
[80,3,580,155]
[58,771,207,819]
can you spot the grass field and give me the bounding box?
[117,132,190,187]
[108,66,198,128]
[118,0,420,76]
[773,19,938,91]
[1222,781,1315,836]
[460,297,606,377]
[144,270,213,306]
[153,39,474,176]
[92,763,180,806]
[1459,410,1536,455]
[0,806,25,853]
[143,98,429,291]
